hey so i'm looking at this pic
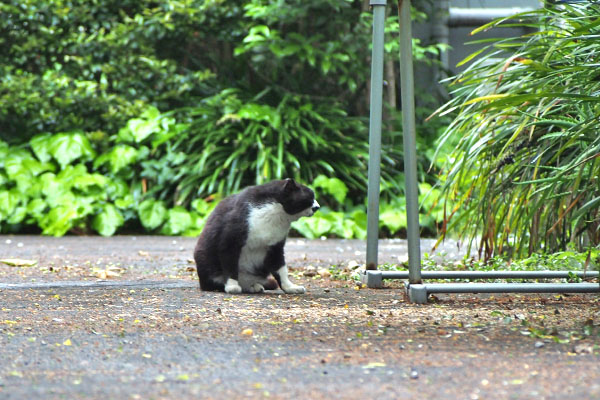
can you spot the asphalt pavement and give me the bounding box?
[0,235,599,399]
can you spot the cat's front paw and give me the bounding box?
[282,284,306,294]
[247,283,265,293]
[225,279,243,294]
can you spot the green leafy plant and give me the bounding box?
[171,91,372,204]
[0,135,121,236]
[432,3,600,258]
[0,0,213,144]
[291,174,443,239]
[0,0,451,238]
[0,133,216,236]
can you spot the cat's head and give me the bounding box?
[278,178,319,219]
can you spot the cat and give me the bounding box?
[194,178,319,294]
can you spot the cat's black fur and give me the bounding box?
[194,179,319,293]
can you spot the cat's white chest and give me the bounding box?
[239,203,292,270]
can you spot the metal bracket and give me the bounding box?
[408,284,428,304]
[362,270,383,288]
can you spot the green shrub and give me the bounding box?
[0,0,213,143]
[433,3,600,258]
[0,0,450,237]
[0,133,217,236]
[169,91,376,204]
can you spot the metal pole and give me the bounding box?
[398,0,421,284]
[367,270,600,280]
[366,0,387,271]
[431,0,449,72]
[408,282,600,304]
[422,283,600,294]
[448,7,535,27]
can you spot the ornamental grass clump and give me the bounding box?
[433,3,600,259]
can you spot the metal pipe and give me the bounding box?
[398,0,421,284]
[448,7,535,27]
[366,0,387,271]
[372,270,600,280]
[431,0,449,71]
[421,283,600,294]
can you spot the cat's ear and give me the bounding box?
[283,178,298,193]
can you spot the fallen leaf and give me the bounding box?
[362,362,386,369]
[572,344,593,354]
[63,339,72,346]
[317,268,331,278]
[0,259,37,267]
[242,328,253,336]
[93,266,123,279]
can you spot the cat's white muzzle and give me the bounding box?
[293,200,320,219]
[310,200,320,215]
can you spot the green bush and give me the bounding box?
[1,0,447,194]
[168,91,374,204]
[0,0,213,143]
[0,125,443,237]
[0,132,219,236]
[433,3,600,258]
[0,0,450,237]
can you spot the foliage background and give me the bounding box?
[0,0,448,237]
[433,2,600,258]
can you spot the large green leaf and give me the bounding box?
[7,206,26,225]
[237,103,280,129]
[380,208,407,234]
[26,198,47,221]
[138,199,167,230]
[4,149,36,179]
[350,209,368,239]
[327,212,356,239]
[183,212,206,237]
[39,173,65,199]
[313,175,348,204]
[0,190,20,221]
[30,134,53,163]
[92,204,124,236]
[94,145,139,173]
[292,216,332,239]
[40,206,78,236]
[127,118,160,143]
[47,132,96,167]
[160,206,192,235]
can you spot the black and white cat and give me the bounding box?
[194,179,319,294]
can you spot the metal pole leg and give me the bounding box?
[366,0,387,273]
[398,0,422,286]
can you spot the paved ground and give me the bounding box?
[0,235,599,399]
